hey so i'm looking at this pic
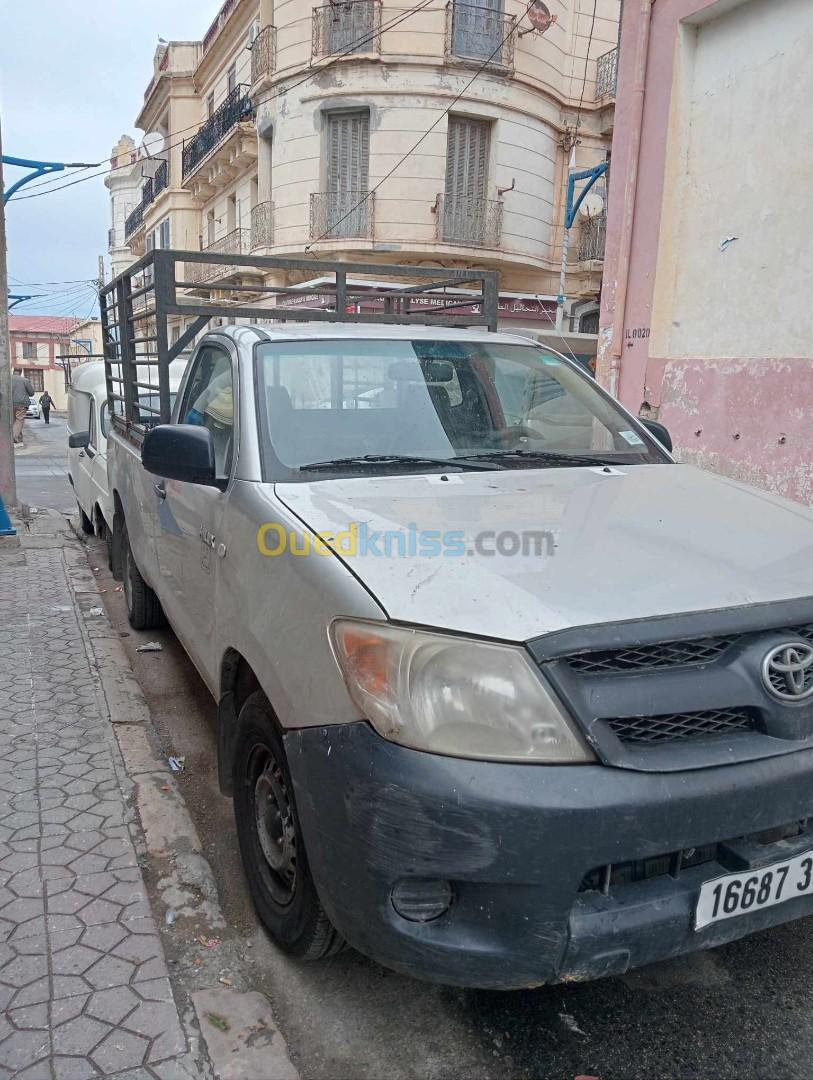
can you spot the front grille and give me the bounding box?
[580,820,809,893]
[605,707,755,745]
[565,622,813,675]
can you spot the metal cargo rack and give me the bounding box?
[99,248,500,443]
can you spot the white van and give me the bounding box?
[67,362,114,543]
[68,359,187,557]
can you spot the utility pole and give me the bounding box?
[0,119,17,513]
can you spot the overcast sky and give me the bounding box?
[2,0,222,318]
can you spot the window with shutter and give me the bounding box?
[443,116,490,245]
[325,111,370,238]
[451,0,504,61]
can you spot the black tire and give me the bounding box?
[105,524,114,571]
[78,503,94,535]
[232,691,344,960]
[121,521,166,631]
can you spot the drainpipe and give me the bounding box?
[607,0,653,399]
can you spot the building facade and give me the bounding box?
[598,0,813,505]
[9,316,104,410]
[112,0,620,355]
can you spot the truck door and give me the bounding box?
[154,342,235,680]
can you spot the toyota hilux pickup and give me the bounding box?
[104,252,813,989]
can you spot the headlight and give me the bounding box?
[330,620,595,763]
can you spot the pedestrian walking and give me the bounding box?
[11,369,35,446]
[39,390,53,425]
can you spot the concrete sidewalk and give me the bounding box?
[0,512,295,1080]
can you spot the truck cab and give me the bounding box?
[104,251,813,989]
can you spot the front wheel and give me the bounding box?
[121,521,165,631]
[232,691,344,960]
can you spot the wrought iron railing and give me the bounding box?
[437,194,502,248]
[310,190,375,241]
[595,47,618,99]
[153,158,169,197]
[124,202,144,240]
[189,228,251,284]
[312,1,382,57]
[251,25,276,83]
[446,2,515,70]
[182,85,253,179]
[123,159,170,239]
[578,211,607,261]
[250,201,274,249]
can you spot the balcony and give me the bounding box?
[182,85,254,180]
[436,193,502,248]
[124,202,144,241]
[445,2,515,72]
[595,47,618,100]
[153,158,168,198]
[250,201,274,250]
[189,228,251,285]
[123,159,170,240]
[310,190,375,241]
[578,211,607,262]
[312,1,382,58]
[251,25,276,85]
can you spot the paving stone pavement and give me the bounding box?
[0,539,208,1080]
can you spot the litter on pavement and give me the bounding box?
[136,641,163,652]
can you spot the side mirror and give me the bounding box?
[641,419,673,453]
[142,424,218,486]
[68,431,90,450]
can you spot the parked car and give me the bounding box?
[68,360,186,554]
[107,319,813,990]
[25,396,40,420]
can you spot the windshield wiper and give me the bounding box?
[299,454,505,473]
[457,449,618,469]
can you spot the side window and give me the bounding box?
[179,346,235,478]
[88,401,98,452]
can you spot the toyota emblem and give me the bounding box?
[762,642,813,702]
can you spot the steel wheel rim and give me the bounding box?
[249,743,297,907]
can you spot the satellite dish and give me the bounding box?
[578,192,605,218]
[142,132,165,158]
[527,1,557,33]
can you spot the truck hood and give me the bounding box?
[275,464,813,641]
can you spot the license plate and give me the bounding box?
[695,849,813,930]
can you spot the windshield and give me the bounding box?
[255,339,669,477]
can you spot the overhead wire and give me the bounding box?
[7,0,438,203]
[306,0,535,248]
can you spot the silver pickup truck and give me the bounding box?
[104,252,813,989]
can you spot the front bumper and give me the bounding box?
[285,723,813,989]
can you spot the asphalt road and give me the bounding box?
[22,429,813,1078]
[13,411,75,514]
[79,534,813,1080]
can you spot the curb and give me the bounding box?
[62,526,300,1080]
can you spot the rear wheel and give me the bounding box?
[77,503,94,535]
[232,691,343,960]
[121,522,165,631]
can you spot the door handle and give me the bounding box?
[154,482,166,501]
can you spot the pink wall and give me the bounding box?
[597,0,813,507]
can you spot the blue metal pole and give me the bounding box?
[2,155,98,204]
